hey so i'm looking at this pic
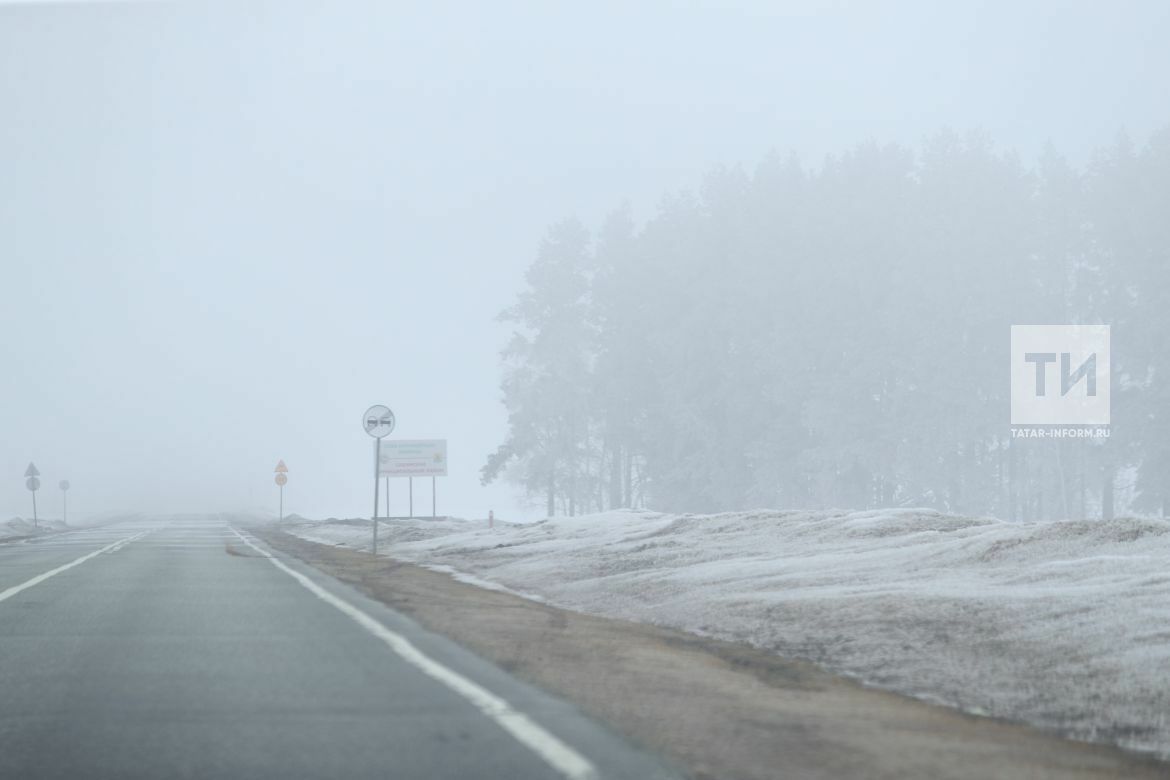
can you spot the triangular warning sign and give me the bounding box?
[275,460,288,473]
[25,462,39,477]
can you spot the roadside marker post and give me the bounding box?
[24,463,40,527]
[362,405,396,555]
[58,480,70,525]
[274,460,289,522]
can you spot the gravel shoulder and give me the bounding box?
[253,527,1170,780]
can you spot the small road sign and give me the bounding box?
[362,405,396,556]
[59,480,70,524]
[273,461,289,522]
[362,405,396,439]
[24,464,40,527]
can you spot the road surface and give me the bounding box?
[0,516,677,779]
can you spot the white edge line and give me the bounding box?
[229,526,597,780]
[0,531,147,604]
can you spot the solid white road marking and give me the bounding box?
[228,527,597,780]
[0,531,147,604]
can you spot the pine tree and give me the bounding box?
[481,220,594,516]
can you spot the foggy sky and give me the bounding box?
[2,0,1168,522]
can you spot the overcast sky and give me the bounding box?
[2,0,1169,522]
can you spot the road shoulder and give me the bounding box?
[253,527,1170,780]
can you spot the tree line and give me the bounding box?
[483,129,1170,520]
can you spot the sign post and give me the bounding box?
[362,405,396,554]
[59,480,70,525]
[274,460,289,522]
[25,463,40,527]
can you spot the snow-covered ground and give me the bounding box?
[0,517,67,541]
[284,509,1170,759]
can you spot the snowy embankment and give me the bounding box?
[0,517,67,541]
[285,509,1170,759]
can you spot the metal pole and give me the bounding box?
[409,477,413,518]
[279,484,283,523]
[373,438,381,555]
[62,489,67,525]
[432,476,436,518]
[385,476,389,517]
[32,490,37,528]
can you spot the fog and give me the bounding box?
[2,0,1168,522]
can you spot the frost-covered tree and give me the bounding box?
[481,220,594,516]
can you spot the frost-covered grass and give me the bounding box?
[285,508,1170,759]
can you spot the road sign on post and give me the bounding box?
[362,405,395,555]
[375,440,448,477]
[376,440,447,519]
[274,461,288,522]
[59,480,70,525]
[24,463,40,527]
[363,407,396,438]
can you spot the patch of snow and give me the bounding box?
[0,517,68,542]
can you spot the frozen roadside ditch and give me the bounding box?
[281,508,1170,760]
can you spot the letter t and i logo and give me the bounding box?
[1010,325,1110,426]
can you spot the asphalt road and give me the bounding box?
[0,516,678,779]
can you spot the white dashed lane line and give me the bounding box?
[0,531,148,604]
